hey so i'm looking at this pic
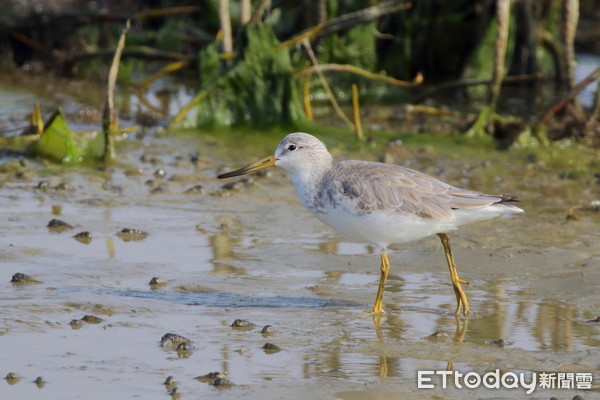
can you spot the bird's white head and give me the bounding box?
[273,132,333,175]
[217,132,332,182]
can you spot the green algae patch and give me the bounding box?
[25,108,134,165]
[173,25,306,129]
[29,109,86,164]
[401,130,599,180]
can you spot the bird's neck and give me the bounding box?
[290,164,329,209]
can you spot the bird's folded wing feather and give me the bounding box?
[322,161,506,221]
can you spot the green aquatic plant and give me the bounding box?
[28,108,107,164]
[191,24,306,128]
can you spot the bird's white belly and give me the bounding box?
[308,203,514,247]
[309,205,453,246]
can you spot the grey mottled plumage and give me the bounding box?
[317,160,520,221]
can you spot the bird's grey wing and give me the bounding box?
[322,161,510,221]
[445,187,516,209]
[321,161,455,220]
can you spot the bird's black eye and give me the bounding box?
[288,144,297,151]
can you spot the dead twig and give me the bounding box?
[584,80,600,138]
[414,73,544,103]
[303,1,412,41]
[169,91,208,129]
[67,46,190,67]
[302,40,354,131]
[240,0,251,25]
[296,63,422,88]
[563,0,579,90]
[250,0,271,25]
[490,0,510,109]
[303,68,314,121]
[102,19,130,162]
[275,24,323,51]
[351,84,363,140]
[218,0,233,67]
[10,32,52,53]
[536,67,600,126]
[134,6,201,20]
[137,60,191,92]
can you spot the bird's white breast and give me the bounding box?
[307,197,455,247]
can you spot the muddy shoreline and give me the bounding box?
[1,119,599,399]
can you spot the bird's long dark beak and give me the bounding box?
[217,155,277,179]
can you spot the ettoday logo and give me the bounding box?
[418,370,594,393]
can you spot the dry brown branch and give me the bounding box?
[135,6,201,20]
[218,0,233,67]
[537,67,600,126]
[303,69,314,121]
[304,1,413,41]
[414,73,544,103]
[296,63,423,88]
[67,47,190,70]
[490,0,510,108]
[32,101,43,135]
[169,91,208,129]
[583,87,600,143]
[102,19,130,162]
[241,0,251,25]
[563,0,579,89]
[302,40,354,130]
[275,24,323,51]
[10,32,51,52]
[250,0,271,25]
[351,84,363,140]
[137,60,191,92]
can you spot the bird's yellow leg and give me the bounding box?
[369,248,390,315]
[360,249,389,316]
[437,233,470,316]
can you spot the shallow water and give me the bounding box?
[1,80,600,399]
[1,131,599,400]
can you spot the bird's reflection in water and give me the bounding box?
[209,218,247,275]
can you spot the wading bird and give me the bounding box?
[218,133,523,315]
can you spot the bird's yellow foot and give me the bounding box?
[437,233,471,317]
[359,308,386,317]
[452,281,470,316]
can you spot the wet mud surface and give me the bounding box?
[1,87,600,400]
